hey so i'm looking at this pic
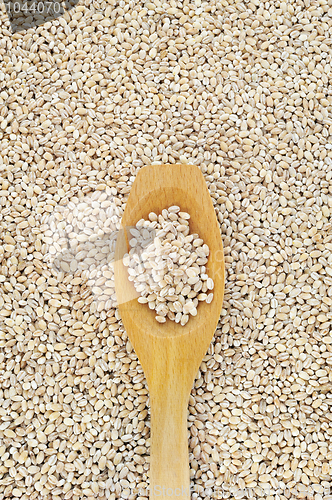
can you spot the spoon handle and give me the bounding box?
[149,386,190,500]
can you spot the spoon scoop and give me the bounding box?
[114,164,224,500]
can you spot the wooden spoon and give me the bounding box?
[114,164,224,500]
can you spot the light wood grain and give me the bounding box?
[114,164,224,499]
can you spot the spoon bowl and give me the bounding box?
[114,164,224,499]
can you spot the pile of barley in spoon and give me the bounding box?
[123,206,214,325]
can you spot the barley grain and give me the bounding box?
[1,0,332,497]
[123,207,214,324]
